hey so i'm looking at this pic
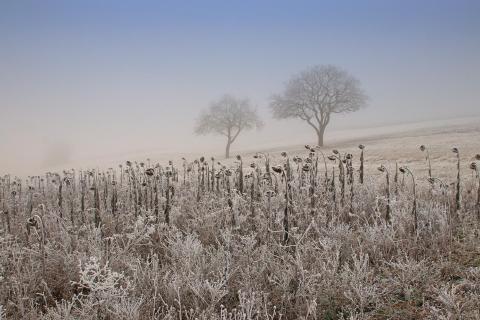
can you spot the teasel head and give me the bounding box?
[140,162,145,168]
[302,164,311,172]
[236,155,242,161]
[200,156,205,163]
[332,149,339,155]
[358,144,365,150]
[345,153,353,160]
[427,177,435,185]
[377,165,386,173]
[470,162,477,171]
[145,168,155,176]
[280,152,287,158]
[225,169,232,176]
[253,154,259,159]
[250,163,256,169]
[304,144,311,150]
[419,145,426,152]
[399,166,407,174]
[126,161,132,167]
[305,158,312,164]
[168,160,173,166]
[452,147,459,154]
[475,154,480,161]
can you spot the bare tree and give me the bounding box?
[270,65,367,146]
[195,94,263,158]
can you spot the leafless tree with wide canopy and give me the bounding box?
[270,65,367,146]
[195,94,263,158]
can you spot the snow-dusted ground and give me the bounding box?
[44,116,480,180]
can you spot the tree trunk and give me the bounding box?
[317,127,325,147]
[225,140,231,158]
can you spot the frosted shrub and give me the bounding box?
[341,252,380,314]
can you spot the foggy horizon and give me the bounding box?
[1,0,479,176]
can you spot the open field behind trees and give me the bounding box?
[40,116,480,178]
[1,117,480,319]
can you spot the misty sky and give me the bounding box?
[1,0,479,176]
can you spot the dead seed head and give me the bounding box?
[377,165,386,173]
[419,145,426,152]
[475,154,480,160]
[358,144,365,150]
[26,217,37,228]
[452,147,459,154]
[281,152,287,157]
[272,165,283,173]
[332,149,339,155]
[470,162,477,170]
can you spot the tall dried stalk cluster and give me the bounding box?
[0,144,480,319]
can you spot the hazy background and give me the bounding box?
[1,0,479,176]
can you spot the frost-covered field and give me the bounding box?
[1,120,480,319]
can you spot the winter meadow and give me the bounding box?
[2,1,480,319]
